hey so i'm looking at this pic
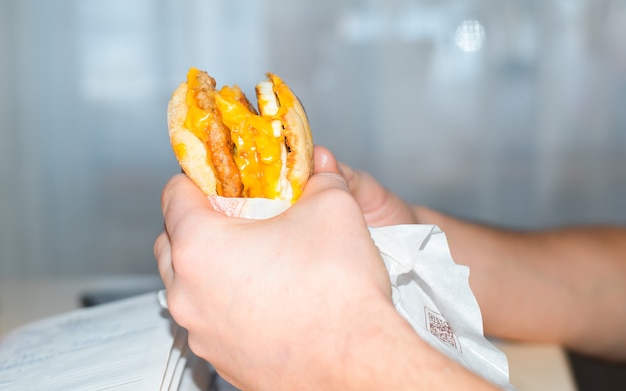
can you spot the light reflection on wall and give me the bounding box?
[455,20,485,52]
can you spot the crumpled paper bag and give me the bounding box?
[207,195,515,390]
[371,224,514,390]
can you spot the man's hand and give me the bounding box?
[155,146,397,389]
[340,163,418,227]
[154,146,497,390]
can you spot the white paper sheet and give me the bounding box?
[0,293,203,391]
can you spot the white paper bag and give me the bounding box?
[371,224,514,390]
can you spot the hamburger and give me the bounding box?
[167,68,313,203]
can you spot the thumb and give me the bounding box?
[312,145,341,175]
[298,145,352,201]
[336,163,418,227]
[290,146,367,231]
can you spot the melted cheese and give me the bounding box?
[183,68,212,144]
[173,143,187,159]
[183,67,285,199]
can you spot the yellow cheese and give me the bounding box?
[183,68,212,144]
[183,67,285,199]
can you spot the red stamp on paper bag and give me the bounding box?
[425,307,461,352]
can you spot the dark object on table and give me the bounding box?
[568,351,626,391]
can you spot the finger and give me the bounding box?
[313,145,341,175]
[337,162,356,190]
[342,167,418,227]
[161,173,208,218]
[154,231,174,288]
[161,173,223,240]
[336,162,377,208]
[319,149,366,202]
[293,147,363,223]
[307,145,352,195]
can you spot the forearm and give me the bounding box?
[413,206,626,360]
[335,301,499,391]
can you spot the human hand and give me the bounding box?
[339,164,418,227]
[154,146,402,390]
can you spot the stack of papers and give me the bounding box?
[0,292,211,390]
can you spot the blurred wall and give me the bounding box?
[1,0,626,277]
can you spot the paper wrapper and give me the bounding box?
[209,195,515,390]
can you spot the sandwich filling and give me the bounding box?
[183,67,293,199]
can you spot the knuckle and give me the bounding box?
[165,289,193,328]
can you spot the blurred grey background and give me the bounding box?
[1,0,625,277]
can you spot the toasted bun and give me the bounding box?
[167,69,313,202]
[168,81,220,196]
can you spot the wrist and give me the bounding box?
[328,299,497,390]
[330,300,421,390]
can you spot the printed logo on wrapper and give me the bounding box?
[207,195,292,219]
[425,306,462,353]
[208,195,246,217]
